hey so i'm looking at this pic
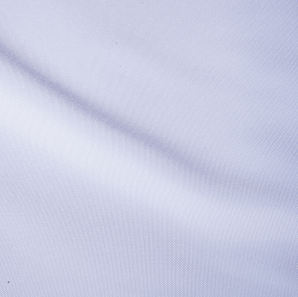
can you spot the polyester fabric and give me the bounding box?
[0,0,298,296]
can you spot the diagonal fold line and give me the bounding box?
[0,39,295,200]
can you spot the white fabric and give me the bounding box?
[0,0,297,296]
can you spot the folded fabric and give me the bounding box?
[0,1,297,296]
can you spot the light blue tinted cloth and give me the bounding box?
[0,0,297,296]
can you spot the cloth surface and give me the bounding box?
[0,0,298,296]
